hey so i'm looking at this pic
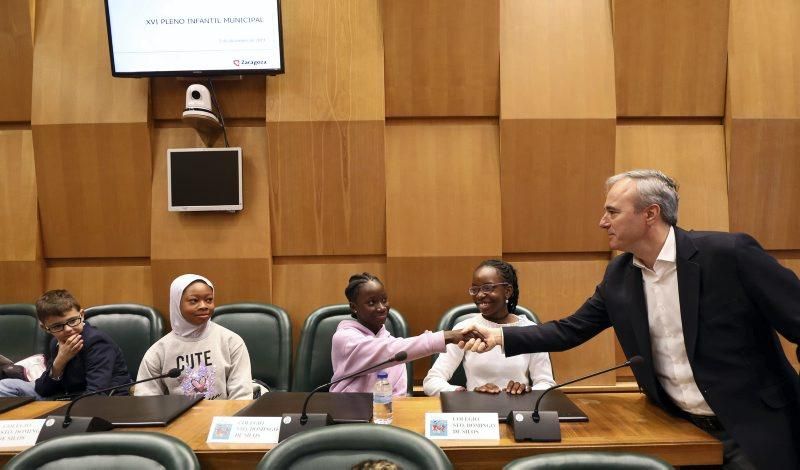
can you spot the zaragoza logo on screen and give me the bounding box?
[233,59,270,67]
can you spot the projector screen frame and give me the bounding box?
[103,0,285,78]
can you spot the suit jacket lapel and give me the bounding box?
[624,263,653,364]
[675,227,700,362]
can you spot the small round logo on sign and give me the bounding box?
[515,413,524,422]
[282,416,292,424]
[45,418,55,427]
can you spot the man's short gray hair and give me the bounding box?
[606,169,679,226]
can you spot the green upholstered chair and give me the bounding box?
[212,303,292,392]
[292,304,412,393]
[0,304,49,361]
[431,303,546,388]
[83,304,164,377]
[257,423,452,470]
[5,432,199,470]
[503,451,673,469]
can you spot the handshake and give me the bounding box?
[443,325,503,352]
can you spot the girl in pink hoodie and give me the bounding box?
[330,273,469,396]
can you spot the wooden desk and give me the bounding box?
[0,393,721,469]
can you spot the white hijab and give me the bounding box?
[170,273,214,340]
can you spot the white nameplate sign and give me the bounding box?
[0,419,45,448]
[425,413,499,440]
[206,416,281,444]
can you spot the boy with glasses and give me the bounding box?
[0,290,130,399]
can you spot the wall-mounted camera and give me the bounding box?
[182,84,222,146]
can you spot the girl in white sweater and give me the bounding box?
[424,260,556,396]
[135,274,252,400]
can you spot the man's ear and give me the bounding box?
[79,308,85,318]
[645,204,661,225]
[38,321,46,331]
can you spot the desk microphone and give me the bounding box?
[510,355,644,442]
[278,351,408,441]
[37,367,182,442]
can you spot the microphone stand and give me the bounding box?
[508,356,643,442]
[37,368,181,443]
[278,352,407,441]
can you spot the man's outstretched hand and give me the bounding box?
[457,324,503,352]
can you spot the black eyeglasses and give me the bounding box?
[467,283,510,296]
[45,316,83,333]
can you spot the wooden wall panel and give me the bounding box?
[727,0,800,248]
[0,0,33,122]
[46,265,152,308]
[728,0,800,119]
[725,86,732,178]
[386,256,490,381]
[385,120,502,257]
[0,261,44,303]
[31,0,151,259]
[266,0,385,256]
[31,0,148,125]
[500,119,615,253]
[382,0,499,117]
[499,0,615,254]
[728,120,800,249]
[151,259,272,327]
[32,123,151,258]
[0,131,38,261]
[616,125,729,231]
[267,121,385,256]
[29,0,34,40]
[151,127,271,260]
[512,258,615,384]
[778,258,800,371]
[265,0,384,122]
[0,130,43,302]
[272,259,386,349]
[613,0,729,117]
[151,77,266,120]
[500,0,615,119]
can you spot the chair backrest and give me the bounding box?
[0,304,49,361]
[5,431,199,470]
[431,303,542,388]
[292,304,411,393]
[257,423,452,470]
[212,303,292,392]
[503,451,674,470]
[83,304,164,376]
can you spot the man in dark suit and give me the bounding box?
[462,170,800,469]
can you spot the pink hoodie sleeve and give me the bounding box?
[330,324,445,390]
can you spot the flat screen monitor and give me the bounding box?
[168,147,243,212]
[104,0,284,77]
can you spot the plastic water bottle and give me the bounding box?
[372,370,393,424]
